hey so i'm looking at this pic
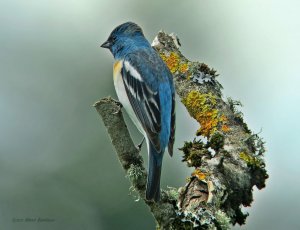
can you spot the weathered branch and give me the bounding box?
[93,98,177,229]
[94,32,268,230]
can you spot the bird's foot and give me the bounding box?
[136,137,145,152]
[112,100,123,114]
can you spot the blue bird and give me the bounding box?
[101,22,175,202]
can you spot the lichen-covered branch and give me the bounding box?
[93,98,177,229]
[94,32,268,230]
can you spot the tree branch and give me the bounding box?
[94,32,268,230]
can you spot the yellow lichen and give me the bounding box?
[199,110,219,136]
[160,52,180,74]
[182,91,228,137]
[239,152,262,167]
[220,114,227,122]
[220,115,230,132]
[221,125,230,132]
[192,169,207,181]
[160,52,190,76]
[179,63,189,73]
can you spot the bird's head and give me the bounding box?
[101,22,149,59]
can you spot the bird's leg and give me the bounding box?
[136,137,145,151]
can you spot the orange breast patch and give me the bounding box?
[113,60,123,80]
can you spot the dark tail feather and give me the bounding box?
[146,142,162,202]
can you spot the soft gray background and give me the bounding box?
[1,0,299,229]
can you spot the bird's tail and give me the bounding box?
[146,141,162,202]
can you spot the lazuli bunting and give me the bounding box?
[101,22,175,202]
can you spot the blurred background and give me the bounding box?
[0,0,299,229]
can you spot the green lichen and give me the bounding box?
[166,219,195,230]
[245,132,266,156]
[198,63,218,77]
[165,187,180,201]
[187,150,210,167]
[251,166,269,189]
[180,139,211,167]
[128,185,140,201]
[178,207,215,229]
[234,209,249,225]
[227,97,243,117]
[208,132,225,152]
[126,164,144,185]
[227,97,251,134]
[239,152,264,168]
[214,210,231,230]
[255,137,266,156]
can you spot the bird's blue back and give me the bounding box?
[109,22,174,152]
[124,49,174,152]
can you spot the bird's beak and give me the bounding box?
[100,40,111,49]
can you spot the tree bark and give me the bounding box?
[94,32,268,230]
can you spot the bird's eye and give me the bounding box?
[110,36,116,43]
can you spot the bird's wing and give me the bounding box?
[168,93,175,156]
[122,53,162,152]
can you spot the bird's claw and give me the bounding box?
[136,137,145,152]
[114,100,123,108]
[136,143,143,151]
[112,101,123,114]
